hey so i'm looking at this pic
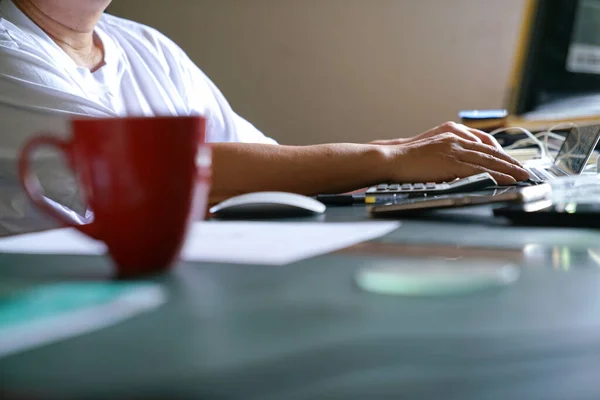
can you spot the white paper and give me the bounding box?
[0,221,401,265]
[183,221,401,265]
[0,229,107,255]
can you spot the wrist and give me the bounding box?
[369,137,410,146]
[360,144,396,183]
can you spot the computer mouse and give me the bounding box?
[209,191,327,219]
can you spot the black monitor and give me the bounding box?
[508,0,600,120]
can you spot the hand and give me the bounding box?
[371,121,505,153]
[380,131,530,185]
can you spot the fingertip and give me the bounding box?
[496,173,517,185]
[514,171,529,182]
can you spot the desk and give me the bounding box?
[3,206,600,399]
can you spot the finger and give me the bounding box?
[449,128,483,144]
[434,121,504,151]
[458,138,524,167]
[464,127,523,167]
[454,161,517,185]
[433,122,483,144]
[457,148,530,181]
[466,127,503,150]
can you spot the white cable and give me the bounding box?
[504,138,541,150]
[490,124,575,162]
[541,132,568,150]
[489,126,550,160]
[552,124,582,161]
[541,122,575,161]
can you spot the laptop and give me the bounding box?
[525,124,600,182]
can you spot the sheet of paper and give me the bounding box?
[0,221,400,265]
[183,221,401,265]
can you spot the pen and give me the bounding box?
[316,193,408,206]
[315,193,365,205]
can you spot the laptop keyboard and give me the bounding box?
[529,167,551,181]
[527,166,568,182]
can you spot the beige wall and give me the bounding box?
[107,0,526,145]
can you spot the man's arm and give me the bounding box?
[210,131,530,204]
[210,143,386,203]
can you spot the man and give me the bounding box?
[0,0,529,235]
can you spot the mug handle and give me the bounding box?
[18,135,101,239]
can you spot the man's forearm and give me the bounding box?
[209,143,389,204]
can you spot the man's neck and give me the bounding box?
[13,0,110,71]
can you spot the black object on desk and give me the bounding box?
[369,184,551,217]
[318,172,510,207]
[495,200,600,228]
[365,172,497,197]
[315,193,366,206]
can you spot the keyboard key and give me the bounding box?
[366,172,497,196]
[530,168,548,181]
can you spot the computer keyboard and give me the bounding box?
[528,167,550,182]
[366,172,498,197]
[527,166,568,182]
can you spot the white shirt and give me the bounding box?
[0,0,276,236]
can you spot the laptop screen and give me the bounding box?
[554,124,600,174]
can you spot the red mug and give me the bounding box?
[18,116,210,277]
